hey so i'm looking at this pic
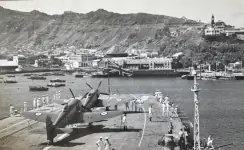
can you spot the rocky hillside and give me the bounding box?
[0,6,244,66]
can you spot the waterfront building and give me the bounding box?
[0,59,18,70]
[13,55,27,66]
[124,57,172,70]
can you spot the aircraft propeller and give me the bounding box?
[85,81,109,95]
[69,88,91,112]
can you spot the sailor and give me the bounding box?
[201,138,207,148]
[159,96,162,103]
[161,102,166,117]
[24,102,27,112]
[33,98,37,109]
[104,137,112,150]
[207,135,211,144]
[125,102,129,111]
[134,99,138,112]
[121,113,127,130]
[168,122,173,134]
[138,99,143,112]
[207,137,214,148]
[9,104,14,117]
[179,128,186,149]
[130,99,134,111]
[165,95,169,102]
[53,94,56,100]
[96,136,104,150]
[42,96,46,105]
[148,105,152,121]
[46,95,49,105]
[37,98,42,108]
[165,100,170,117]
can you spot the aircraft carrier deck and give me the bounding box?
[0,94,185,150]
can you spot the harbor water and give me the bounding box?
[0,74,244,149]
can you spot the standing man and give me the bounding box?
[122,113,127,130]
[9,104,14,117]
[165,100,169,117]
[104,137,112,150]
[161,102,165,117]
[138,99,143,112]
[96,136,104,150]
[125,102,129,111]
[149,105,152,121]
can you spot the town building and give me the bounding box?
[13,55,27,66]
[0,59,18,70]
[204,15,226,37]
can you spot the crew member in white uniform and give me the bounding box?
[149,105,152,121]
[33,98,37,109]
[161,102,165,117]
[96,136,104,150]
[165,100,169,117]
[122,114,127,130]
[104,137,112,150]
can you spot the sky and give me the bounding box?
[0,0,244,27]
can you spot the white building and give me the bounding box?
[0,59,18,70]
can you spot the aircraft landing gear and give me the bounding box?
[88,122,93,128]
[48,139,54,145]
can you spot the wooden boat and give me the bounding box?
[4,79,17,83]
[29,86,48,91]
[27,76,46,80]
[47,83,65,87]
[50,78,65,82]
[75,74,84,78]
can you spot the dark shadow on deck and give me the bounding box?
[37,125,142,147]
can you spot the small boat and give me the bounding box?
[6,74,15,77]
[4,79,17,83]
[27,76,46,80]
[29,85,48,91]
[51,72,65,76]
[50,78,66,82]
[47,83,65,87]
[39,73,52,76]
[181,75,187,79]
[75,74,84,78]
[23,74,33,76]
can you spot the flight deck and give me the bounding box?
[0,94,184,150]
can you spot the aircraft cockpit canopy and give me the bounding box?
[62,104,69,112]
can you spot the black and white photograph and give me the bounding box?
[0,0,243,149]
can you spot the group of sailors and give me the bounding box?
[96,136,114,150]
[155,90,178,118]
[33,91,61,109]
[124,98,144,112]
[9,91,61,116]
[201,135,214,149]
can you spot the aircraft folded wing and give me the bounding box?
[53,98,72,105]
[82,111,124,123]
[21,111,59,123]
[107,97,134,106]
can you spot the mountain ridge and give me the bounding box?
[0,6,243,67]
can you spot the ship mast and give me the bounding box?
[107,60,111,98]
[191,66,201,150]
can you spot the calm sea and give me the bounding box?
[0,74,243,149]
